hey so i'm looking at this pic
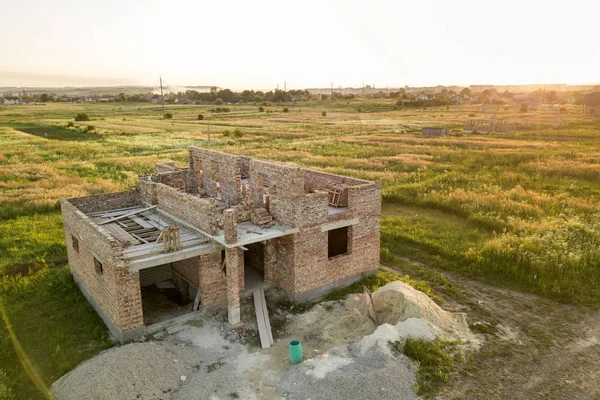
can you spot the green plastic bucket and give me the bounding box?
[289,339,302,364]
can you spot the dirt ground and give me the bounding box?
[51,269,600,400]
[427,271,600,400]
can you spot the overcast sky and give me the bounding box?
[0,0,598,89]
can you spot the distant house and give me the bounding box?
[21,99,35,106]
[151,95,162,104]
[417,94,435,101]
[512,94,529,104]
[98,97,115,102]
[422,127,449,137]
[451,96,462,105]
[291,94,305,102]
[3,96,20,105]
[84,97,95,103]
[72,97,85,104]
[92,96,101,102]
[175,98,194,104]
[583,92,600,116]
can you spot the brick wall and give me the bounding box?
[248,159,305,226]
[155,183,220,234]
[68,190,140,214]
[61,200,144,334]
[189,147,242,205]
[303,169,371,207]
[198,251,227,307]
[283,181,381,297]
[172,257,201,286]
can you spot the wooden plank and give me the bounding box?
[88,205,142,217]
[193,288,201,311]
[130,215,154,229]
[141,212,171,230]
[124,239,210,260]
[125,227,158,235]
[253,288,274,349]
[102,223,140,246]
[123,236,208,257]
[97,205,158,225]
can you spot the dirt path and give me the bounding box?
[413,269,600,400]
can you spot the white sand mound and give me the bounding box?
[372,281,473,342]
[353,318,436,356]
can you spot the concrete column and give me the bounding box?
[224,208,238,244]
[225,248,241,324]
[224,208,240,324]
[264,240,276,285]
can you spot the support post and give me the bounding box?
[224,209,241,324]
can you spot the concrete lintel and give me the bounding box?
[213,226,299,249]
[320,218,359,232]
[127,243,218,271]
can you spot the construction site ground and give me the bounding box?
[51,266,600,400]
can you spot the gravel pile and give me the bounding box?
[278,344,416,400]
[51,342,198,400]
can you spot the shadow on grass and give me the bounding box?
[11,125,98,142]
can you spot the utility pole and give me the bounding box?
[159,75,165,119]
[284,81,287,103]
[331,81,334,101]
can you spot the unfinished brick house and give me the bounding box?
[61,147,381,342]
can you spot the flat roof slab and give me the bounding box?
[212,221,298,248]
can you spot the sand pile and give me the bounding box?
[372,281,473,342]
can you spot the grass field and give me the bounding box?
[1,99,599,398]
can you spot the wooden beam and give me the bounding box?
[97,205,158,225]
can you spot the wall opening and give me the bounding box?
[328,227,349,258]
[244,242,265,291]
[93,256,103,275]
[139,263,198,326]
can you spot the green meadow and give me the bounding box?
[1,100,599,398]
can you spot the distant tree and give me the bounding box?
[74,113,90,121]
[118,93,127,102]
[460,88,472,97]
[258,106,264,112]
[39,93,49,102]
[213,98,224,105]
[86,125,95,132]
[67,121,75,127]
[197,114,204,120]
[283,107,289,112]
[164,113,173,119]
[546,91,558,103]
[322,111,327,117]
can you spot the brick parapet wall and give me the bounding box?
[155,183,220,234]
[188,147,242,205]
[67,190,140,214]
